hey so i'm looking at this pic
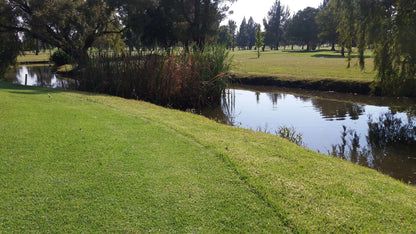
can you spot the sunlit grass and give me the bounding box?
[1,81,415,232]
[17,51,51,64]
[231,48,376,82]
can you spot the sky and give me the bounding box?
[222,0,323,26]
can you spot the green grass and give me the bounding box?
[17,51,51,64]
[231,48,376,82]
[1,81,415,232]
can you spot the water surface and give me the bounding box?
[203,85,416,184]
[4,66,75,89]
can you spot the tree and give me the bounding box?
[217,25,232,49]
[263,0,290,50]
[0,0,20,78]
[286,7,319,51]
[236,17,248,49]
[255,25,264,58]
[247,17,257,50]
[331,0,416,95]
[119,0,235,50]
[228,20,237,51]
[0,0,121,67]
[316,0,338,51]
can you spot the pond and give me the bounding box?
[4,66,76,89]
[202,85,416,185]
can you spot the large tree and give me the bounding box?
[246,17,257,50]
[286,7,319,51]
[331,0,416,95]
[0,0,120,66]
[315,0,338,51]
[263,0,290,50]
[0,0,20,78]
[228,20,237,51]
[119,0,235,50]
[236,17,248,49]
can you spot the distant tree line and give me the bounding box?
[216,0,416,95]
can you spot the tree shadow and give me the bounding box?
[312,54,372,59]
[0,81,65,95]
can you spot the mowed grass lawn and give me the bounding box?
[17,51,51,64]
[231,49,376,82]
[1,81,415,232]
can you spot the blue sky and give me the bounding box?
[222,0,323,26]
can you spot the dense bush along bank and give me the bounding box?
[79,46,231,110]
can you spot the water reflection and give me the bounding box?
[4,66,75,89]
[203,86,416,184]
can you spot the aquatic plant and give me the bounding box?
[276,126,304,146]
[78,45,231,109]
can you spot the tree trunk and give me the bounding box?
[35,39,39,55]
[331,43,335,51]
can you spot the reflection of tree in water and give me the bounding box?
[32,66,59,87]
[265,93,366,120]
[266,93,286,106]
[329,126,371,167]
[368,111,416,147]
[204,89,238,126]
[312,99,365,120]
[330,111,416,184]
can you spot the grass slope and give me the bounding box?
[1,81,415,232]
[231,49,376,82]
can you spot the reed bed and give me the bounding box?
[79,46,231,109]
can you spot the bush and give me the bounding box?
[50,50,72,66]
[78,45,232,109]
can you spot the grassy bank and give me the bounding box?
[17,51,51,64]
[231,49,376,82]
[1,81,415,232]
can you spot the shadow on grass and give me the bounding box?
[0,80,64,95]
[312,54,372,59]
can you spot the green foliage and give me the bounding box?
[263,0,290,50]
[50,50,72,67]
[217,25,233,49]
[276,126,304,146]
[286,7,320,51]
[315,1,338,50]
[0,0,118,66]
[331,0,416,95]
[80,45,231,109]
[0,1,20,78]
[255,25,264,58]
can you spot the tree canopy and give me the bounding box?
[263,0,290,50]
[286,7,319,51]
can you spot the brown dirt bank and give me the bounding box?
[230,74,373,95]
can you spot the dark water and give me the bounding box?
[203,85,416,184]
[4,66,75,89]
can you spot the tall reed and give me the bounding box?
[78,46,231,109]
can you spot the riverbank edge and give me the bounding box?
[230,73,373,95]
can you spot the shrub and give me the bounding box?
[50,50,72,66]
[78,45,231,109]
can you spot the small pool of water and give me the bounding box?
[4,66,75,89]
[203,85,416,184]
